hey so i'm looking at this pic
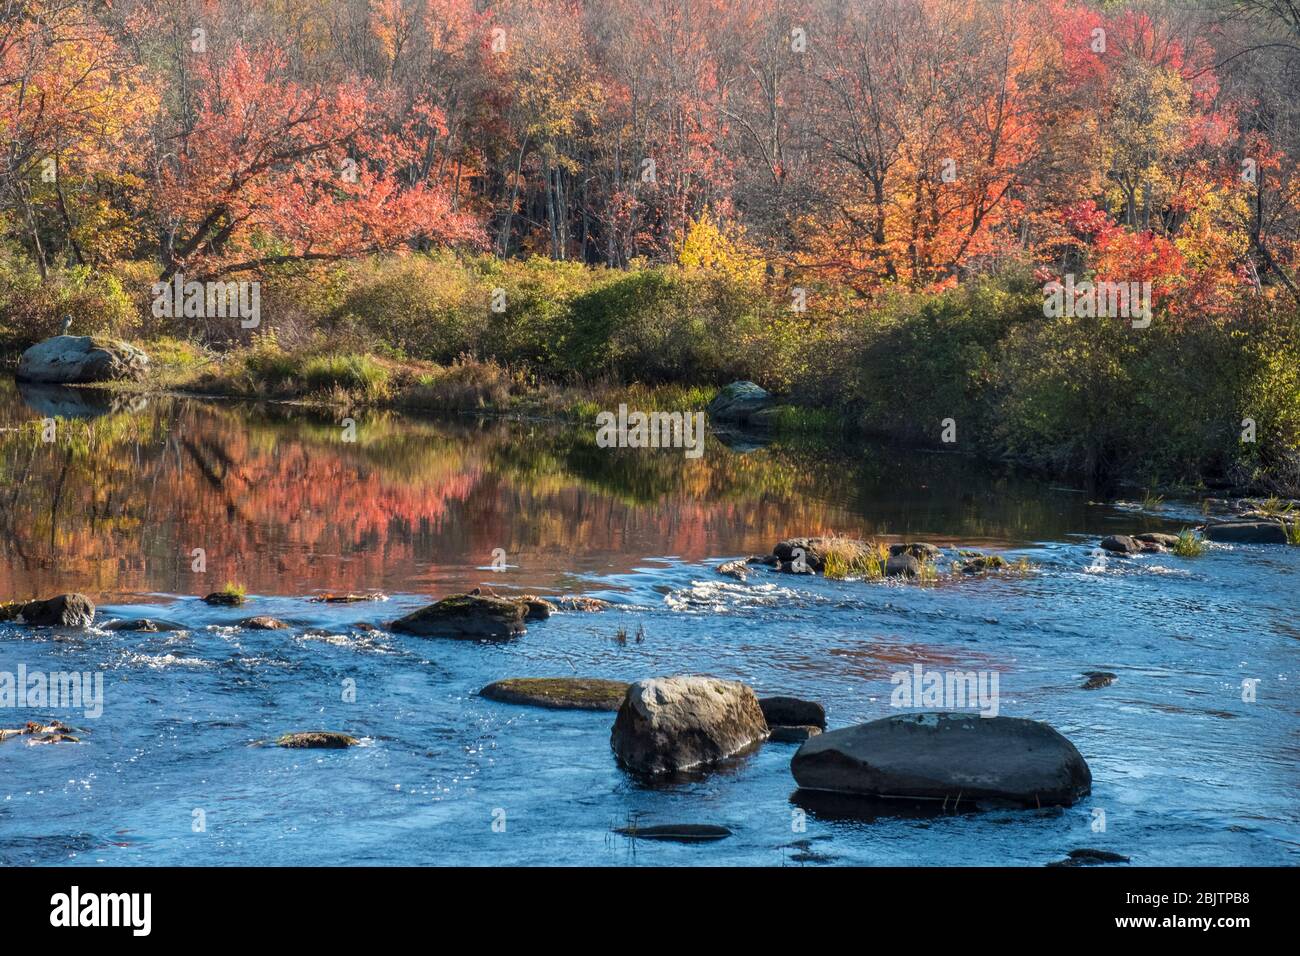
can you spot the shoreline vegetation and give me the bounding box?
[5,251,1299,497]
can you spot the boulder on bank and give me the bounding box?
[480,677,630,711]
[17,335,149,384]
[610,676,769,775]
[390,593,526,639]
[276,731,358,749]
[759,696,827,729]
[0,593,95,627]
[706,380,775,427]
[790,712,1092,807]
[1203,518,1292,544]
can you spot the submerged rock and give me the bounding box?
[759,696,827,729]
[716,559,749,581]
[1203,518,1292,544]
[1081,671,1117,690]
[768,724,822,743]
[556,595,611,612]
[791,713,1092,807]
[0,593,95,627]
[1099,535,1142,554]
[0,720,79,744]
[239,616,290,630]
[16,335,149,384]
[480,677,629,711]
[1047,848,1131,867]
[610,675,769,775]
[614,823,732,843]
[276,731,358,749]
[706,380,774,426]
[1135,532,1180,548]
[310,592,387,603]
[390,593,526,639]
[103,618,187,633]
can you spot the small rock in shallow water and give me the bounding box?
[556,595,611,612]
[791,713,1092,807]
[958,554,1008,573]
[480,677,629,711]
[716,559,749,581]
[884,553,920,578]
[611,675,768,775]
[1135,533,1180,548]
[1047,848,1130,867]
[1100,535,1142,554]
[103,618,187,633]
[276,731,358,749]
[1,720,79,744]
[202,591,245,607]
[1081,671,1117,690]
[310,592,387,603]
[759,696,827,729]
[239,616,290,630]
[889,542,943,561]
[390,594,526,639]
[511,595,555,621]
[614,823,732,843]
[768,725,822,743]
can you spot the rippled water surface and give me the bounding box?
[1,379,1296,866]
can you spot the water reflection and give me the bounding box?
[0,377,1165,603]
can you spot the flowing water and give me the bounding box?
[0,379,1296,866]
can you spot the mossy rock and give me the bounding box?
[390,593,526,639]
[958,554,1009,573]
[481,677,630,711]
[203,591,245,606]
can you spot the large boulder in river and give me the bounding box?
[1203,518,1292,544]
[0,593,95,627]
[481,677,630,711]
[791,712,1092,807]
[610,676,769,775]
[706,381,775,427]
[17,335,149,384]
[390,593,526,639]
[1099,534,1142,554]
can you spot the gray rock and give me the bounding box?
[613,823,732,842]
[1134,533,1180,548]
[610,675,769,775]
[768,724,822,743]
[706,381,774,426]
[759,696,827,729]
[390,593,526,639]
[717,559,749,581]
[17,335,149,384]
[480,677,629,711]
[1203,519,1292,544]
[239,616,289,630]
[885,553,920,577]
[103,618,187,632]
[791,712,1092,807]
[1,593,95,627]
[1099,535,1141,554]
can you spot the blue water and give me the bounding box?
[1,392,1297,866]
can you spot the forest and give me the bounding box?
[2,0,1300,489]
